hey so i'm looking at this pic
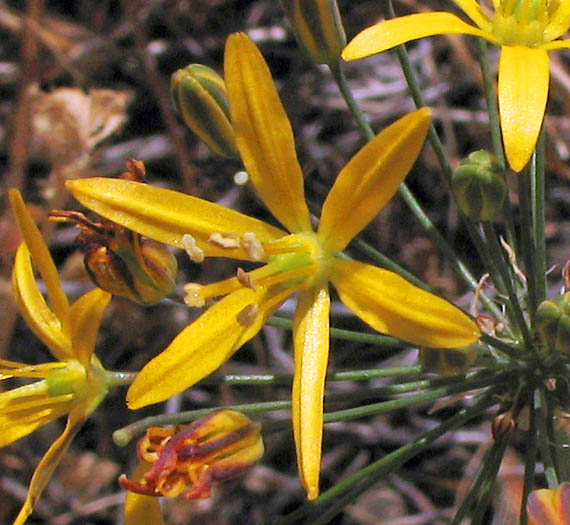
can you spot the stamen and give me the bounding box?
[237,268,256,290]
[237,304,259,326]
[209,232,241,249]
[183,283,206,307]
[2,393,75,413]
[182,234,205,263]
[241,232,266,261]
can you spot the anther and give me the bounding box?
[183,283,206,307]
[237,304,258,326]
[241,232,265,261]
[237,268,256,290]
[209,232,241,249]
[182,234,205,263]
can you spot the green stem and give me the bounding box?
[106,370,137,387]
[534,129,547,306]
[471,439,509,524]
[113,368,510,446]
[480,333,520,359]
[280,393,499,525]
[484,222,533,348]
[198,366,423,386]
[520,386,538,525]
[535,387,559,488]
[451,439,508,525]
[519,166,537,321]
[329,60,374,141]
[267,315,411,347]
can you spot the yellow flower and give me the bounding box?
[122,410,263,524]
[5,189,112,525]
[527,482,570,525]
[343,0,570,172]
[66,33,480,499]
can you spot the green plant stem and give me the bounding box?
[280,392,499,525]
[480,333,520,359]
[534,129,547,305]
[519,166,538,321]
[535,387,559,488]
[106,370,137,386]
[484,222,533,348]
[471,439,509,524]
[113,367,511,446]
[267,315,410,347]
[198,366,423,386]
[451,439,508,525]
[521,386,538,525]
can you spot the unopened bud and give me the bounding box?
[452,150,507,221]
[536,292,570,356]
[171,64,238,158]
[418,347,477,376]
[119,410,264,499]
[492,411,516,441]
[280,0,346,65]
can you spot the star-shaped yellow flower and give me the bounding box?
[66,33,480,499]
[5,190,113,524]
[343,0,570,172]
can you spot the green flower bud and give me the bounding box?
[171,64,238,158]
[536,292,570,356]
[419,347,477,376]
[452,150,507,221]
[281,0,346,65]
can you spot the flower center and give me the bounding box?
[183,232,333,307]
[492,0,560,46]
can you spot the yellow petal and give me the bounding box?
[13,410,85,525]
[0,387,73,447]
[66,178,286,260]
[225,33,312,233]
[319,109,431,252]
[451,0,493,31]
[528,484,570,525]
[124,463,165,525]
[12,243,72,361]
[542,39,570,50]
[342,12,497,61]
[498,46,549,172]
[63,289,111,367]
[127,284,296,409]
[292,284,330,500]
[9,189,69,320]
[330,259,480,348]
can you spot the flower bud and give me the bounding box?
[280,0,346,65]
[492,411,517,441]
[452,150,507,221]
[536,292,570,356]
[171,64,238,158]
[119,410,264,499]
[418,347,477,376]
[49,160,177,305]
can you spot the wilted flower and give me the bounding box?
[121,410,263,523]
[528,482,570,525]
[5,189,113,525]
[67,33,480,499]
[50,159,178,305]
[343,0,570,172]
